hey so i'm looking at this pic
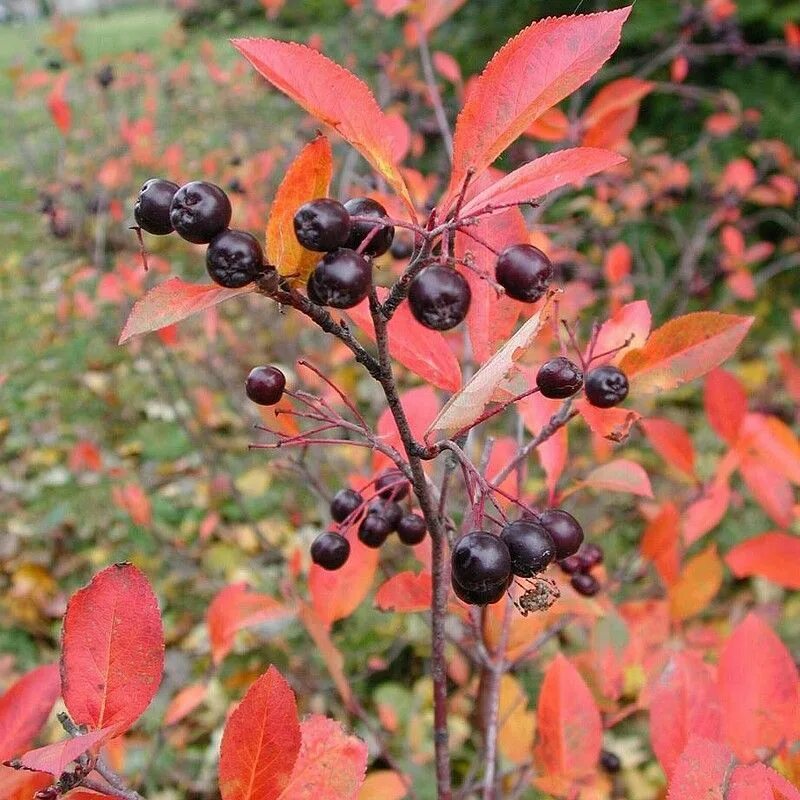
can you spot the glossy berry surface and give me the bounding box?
[169,181,231,244]
[366,498,402,532]
[358,513,392,548]
[206,229,263,288]
[451,531,512,594]
[245,365,286,406]
[309,248,372,309]
[579,542,604,570]
[134,178,179,235]
[408,265,471,331]
[584,365,629,408]
[293,198,351,252]
[600,750,622,774]
[558,555,585,575]
[390,235,414,259]
[397,513,427,545]
[375,469,410,501]
[330,488,363,523]
[571,572,601,597]
[500,519,556,577]
[310,531,350,570]
[451,574,507,606]
[343,197,394,257]
[536,357,584,399]
[538,508,584,560]
[306,270,325,304]
[495,244,553,303]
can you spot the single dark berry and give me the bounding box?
[358,512,391,548]
[538,509,584,560]
[169,181,232,244]
[578,542,604,570]
[310,531,350,570]
[375,468,410,501]
[390,235,414,259]
[366,498,402,532]
[600,750,622,774]
[343,197,394,257]
[558,555,585,575]
[309,248,372,309]
[245,365,286,406]
[571,572,601,597]
[206,229,263,288]
[500,520,556,578]
[584,365,629,408]
[408,265,471,331]
[134,178,179,235]
[306,270,325,304]
[536,357,584,399]
[228,178,246,195]
[294,198,351,252]
[397,513,427,545]
[451,531,512,594]
[330,488,363,523]
[96,64,115,89]
[451,573,507,606]
[46,58,62,71]
[495,244,553,303]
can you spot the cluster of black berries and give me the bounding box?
[310,469,427,571]
[451,508,584,607]
[134,178,267,288]
[558,541,605,597]
[536,356,630,408]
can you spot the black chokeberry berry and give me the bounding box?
[170,181,232,244]
[499,519,556,577]
[96,64,115,89]
[311,531,350,570]
[495,244,553,303]
[451,573,507,606]
[600,750,622,774]
[584,365,629,408]
[330,488,363,523]
[309,248,372,309]
[451,531,512,595]
[306,270,325,304]
[408,265,471,331]
[343,197,394,257]
[134,178,179,235]
[390,235,414,259]
[558,555,585,575]
[536,357,584,399]
[375,468,410,501]
[578,542,603,570]
[206,229,263,288]
[571,572,601,597]
[245,365,286,406]
[538,508,584,560]
[366,498,402,532]
[358,512,391,548]
[294,198,351,252]
[397,513,427,545]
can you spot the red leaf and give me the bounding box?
[640,418,695,478]
[298,604,352,707]
[668,544,723,622]
[619,312,754,394]
[442,7,631,210]
[163,683,207,726]
[649,651,722,779]
[581,77,654,148]
[740,413,800,486]
[728,763,800,800]
[704,368,747,445]
[219,666,300,800]
[588,300,651,366]
[111,483,151,527]
[517,386,567,500]
[68,440,103,473]
[581,459,653,498]
[667,736,736,800]
[725,531,800,589]
[0,665,60,760]
[346,288,461,392]
[375,572,432,613]
[739,457,794,528]
[206,583,291,665]
[47,73,71,135]
[61,563,164,735]
[641,502,680,586]
[16,729,114,776]
[458,147,625,217]
[119,279,253,344]
[718,613,800,761]
[682,479,731,546]
[535,653,602,780]
[0,768,51,800]
[375,386,441,471]
[575,399,640,442]
[232,39,414,215]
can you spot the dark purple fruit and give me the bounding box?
[584,365,629,408]
[311,531,350,570]
[96,64,115,89]
[451,573,507,606]
[397,513,426,545]
[330,488,363,523]
[538,508,584,560]
[600,750,621,774]
[578,542,604,570]
[571,572,601,597]
[169,181,232,244]
[343,197,394,257]
[408,265,471,331]
[451,531,512,594]
[306,270,325,304]
[293,198,351,252]
[536,357,584,399]
[390,235,414,259]
[499,520,556,577]
[245,365,286,406]
[358,513,391,548]
[558,555,585,575]
[366,498,402,532]
[495,244,553,303]
[134,178,179,235]
[375,468,410,501]
[206,229,263,287]
[309,248,372,309]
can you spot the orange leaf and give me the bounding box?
[375,571,431,613]
[163,683,207,726]
[442,7,631,211]
[358,770,408,800]
[704,368,747,445]
[581,459,653,497]
[581,78,655,128]
[575,399,640,442]
[667,736,736,800]
[525,107,570,141]
[739,457,794,528]
[498,675,536,765]
[589,300,651,366]
[740,413,800,486]
[298,603,352,707]
[668,544,723,621]
[111,483,151,527]
[267,135,333,283]
[718,613,800,761]
[232,39,414,215]
[640,418,695,479]
[618,312,753,394]
[641,502,680,586]
[725,531,800,589]
[47,73,71,135]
